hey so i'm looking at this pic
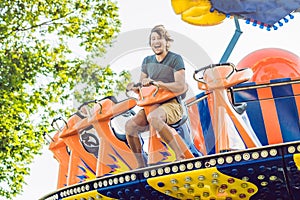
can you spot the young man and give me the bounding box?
[125,25,187,168]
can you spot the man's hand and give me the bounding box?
[126,82,139,92]
[141,78,155,86]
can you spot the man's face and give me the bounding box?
[150,32,167,55]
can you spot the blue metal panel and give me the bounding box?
[196,93,216,155]
[271,80,300,142]
[244,101,269,145]
[234,82,260,102]
[217,148,290,199]
[233,88,269,145]
[282,143,300,199]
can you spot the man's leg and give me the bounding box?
[125,109,148,168]
[147,107,185,161]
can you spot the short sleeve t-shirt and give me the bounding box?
[141,51,185,83]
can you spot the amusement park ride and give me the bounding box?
[40,1,300,200]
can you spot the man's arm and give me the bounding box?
[155,69,186,93]
[126,72,148,92]
[139,72,148,83]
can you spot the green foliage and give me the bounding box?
[74,61,131,104]
[0,0,125,199]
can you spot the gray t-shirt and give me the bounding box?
[141,51,185,83]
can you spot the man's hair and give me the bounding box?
[149,25,174,50]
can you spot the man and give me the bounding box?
[125,25,187,168]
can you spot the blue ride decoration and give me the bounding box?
[210,0,300,30]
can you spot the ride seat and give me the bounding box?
[170,96,203,157]
[169,96,188,128]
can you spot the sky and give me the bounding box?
[13,1,300,200]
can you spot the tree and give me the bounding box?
[0,0,128,199]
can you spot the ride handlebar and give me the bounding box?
[78,96,118,116]
[193,62,236,83]
[51,116,68,131]
[126,81,159,100]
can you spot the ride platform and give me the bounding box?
[40,140,300,200]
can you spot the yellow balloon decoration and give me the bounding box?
[171,0,226,26]
[171,0,203,14]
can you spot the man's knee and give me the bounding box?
[125,119,136,134]
[125,117,148,135]
[147,113,165,131]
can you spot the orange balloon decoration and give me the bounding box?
[237,48,300,83]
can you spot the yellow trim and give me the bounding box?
[147,167,258,199]
[294,153,300,170]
